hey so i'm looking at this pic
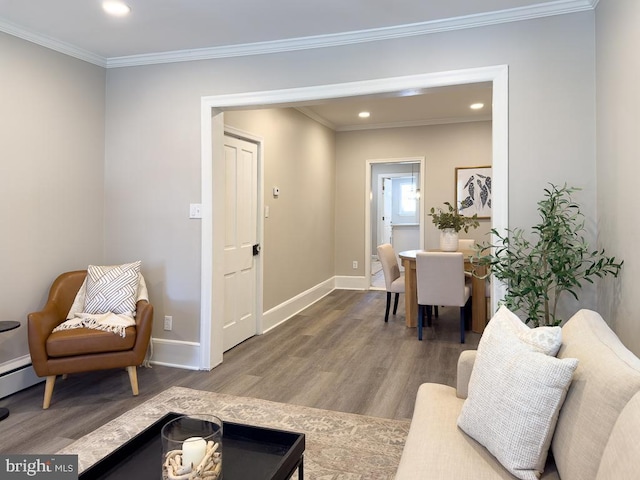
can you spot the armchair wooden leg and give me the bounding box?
[127,366,139,396]
[43,375,56,409]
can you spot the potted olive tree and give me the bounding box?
[429,201,479,251]
[477,184,623,326]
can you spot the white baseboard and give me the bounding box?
[149,338,201,370]
[0,355,43,399]
[149,278,336,370]
[262,277,335,333]
[334,275,368,290]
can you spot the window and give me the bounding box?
[399,181,417,216]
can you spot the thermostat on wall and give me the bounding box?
[273,187,280,197]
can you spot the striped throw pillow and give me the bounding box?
[83,261,141,315]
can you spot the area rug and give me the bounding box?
[57,386,410,479]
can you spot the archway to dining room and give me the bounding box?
[199,65,509,370]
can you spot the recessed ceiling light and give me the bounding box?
[102,1,131,16]
[470,103,484,110]
[358,111,370,118]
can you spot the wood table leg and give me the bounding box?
[470,264,487,333]
[402,258,417,328]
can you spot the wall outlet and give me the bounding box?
[164,315,173,331]
[352,261,358,269]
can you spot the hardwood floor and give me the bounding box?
[0,289,480,455]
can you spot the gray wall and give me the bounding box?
[596,0,640,354]
[224,108,336,313]
[339,121,493,277]
[0,33,106,365]
[104,11,597,345]
[6,7,629,363]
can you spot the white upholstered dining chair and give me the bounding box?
[458,239,475,251]
[376,243,405,322]
[416,251,471,343]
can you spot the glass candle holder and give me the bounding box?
[161,414,223,480]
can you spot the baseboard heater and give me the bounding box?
[0,359,43,400]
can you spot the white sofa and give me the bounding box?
[395,309,640,479]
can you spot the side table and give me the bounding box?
[0,321,21,421]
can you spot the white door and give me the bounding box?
[381,177,393,245]
[223,134,259,351]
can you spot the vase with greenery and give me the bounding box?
[429,201,480,251]
[477,184,623,327]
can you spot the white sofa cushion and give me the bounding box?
[395,383,561,480]
[396,383,516,479]
[457,307,578,480]
[552,309,640,480]
[596,391,640,480]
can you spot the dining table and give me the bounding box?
[398,250,488,334]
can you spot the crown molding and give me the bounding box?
[295,107,337,130]
[336,115,493,132]
[106,0,598,68]
[0,0,597,69]
[295,106,492,131]
[0,18,106,67]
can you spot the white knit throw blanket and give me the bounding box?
[53,312,136,338]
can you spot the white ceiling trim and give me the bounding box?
[107,0,598,68]
[0,0,597,69]
[295,107,337,130]
[0,18,105,67]
[335,115,493,132]
[295,106,492,131]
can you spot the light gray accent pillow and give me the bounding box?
[457,306,578,480]
[67,272,148,319]
[83,261,141,315]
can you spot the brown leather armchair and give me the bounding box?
[27,270,153,409]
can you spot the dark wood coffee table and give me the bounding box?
[0,321,21,421]
[79,412,305,480]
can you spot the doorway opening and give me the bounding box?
[367,158,424,290]
[200,65,509,370]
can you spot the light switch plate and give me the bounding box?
[189,203,202,219]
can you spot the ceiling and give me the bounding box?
[0,0,595,129]
[297,83,493,131]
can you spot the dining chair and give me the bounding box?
[458,239,475,251]
[376,243,405,322]
[416,251,471,343]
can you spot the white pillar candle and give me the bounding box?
[182,436,207,470]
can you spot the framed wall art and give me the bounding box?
[455,166,492,219]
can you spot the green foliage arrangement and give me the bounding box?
[477,184,623,327]
[429,201,480,233]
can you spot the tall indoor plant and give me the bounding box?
[477,184,623,326]
[429,201,479,251]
